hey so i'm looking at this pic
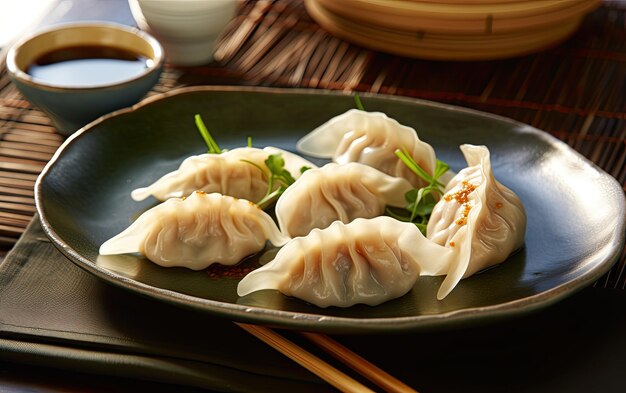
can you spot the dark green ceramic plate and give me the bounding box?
[35,86,625,334]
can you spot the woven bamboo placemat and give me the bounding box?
[0,0,623,288]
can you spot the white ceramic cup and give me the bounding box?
[128,0,238,66]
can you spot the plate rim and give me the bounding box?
[34,85,626,333]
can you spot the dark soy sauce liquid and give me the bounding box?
[27,45,150,87]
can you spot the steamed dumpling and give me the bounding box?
[296,109,452,188]
[130,147,316,202]
[275,162,413,237]
[427,144,526,299]
[237,216,452,308]
[99,191,289,269]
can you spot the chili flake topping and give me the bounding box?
[443,181,477,227]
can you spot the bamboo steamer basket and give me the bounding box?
[305,0,601,60]
[313,0,601,34]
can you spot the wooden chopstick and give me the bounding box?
[236,323,376,392]
[301,332,418,393]
[237,323,419,393]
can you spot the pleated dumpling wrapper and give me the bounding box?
[275,162,413,237]
[237,216,452,308]
[427,144,527,300]
[296,109,453,188]
[99,191,289,269]
[130,146,317,202]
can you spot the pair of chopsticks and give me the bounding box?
[236,323,418,393]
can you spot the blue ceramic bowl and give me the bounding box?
[6,22,164,136]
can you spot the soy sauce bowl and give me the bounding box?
[6,22,164,136]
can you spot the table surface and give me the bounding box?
[0,0,624,392]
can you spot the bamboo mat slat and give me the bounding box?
[0,0,623,289]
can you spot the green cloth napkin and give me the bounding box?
[0,217,329,392]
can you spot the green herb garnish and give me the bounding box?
[243,154,309,208]
[192,116,307,208]
[386,149,450,234]
[354,92,365,111]
[194,114,222,154]
[354,92,365,112]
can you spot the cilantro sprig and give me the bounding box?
[193,114,308,208]
[195,114,222,154]
[354,92,365,111]
[386,149,450,234]
[243,154,309,208]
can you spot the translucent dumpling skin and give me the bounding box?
[427,144,527,299]
[238,145,527,306]
[99,191,289,269]
[130,147,317,202]
[275,162,413,237]
[237,216,451,308]
[296,109,453,188]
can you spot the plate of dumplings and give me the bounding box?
[35,86,625,333]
